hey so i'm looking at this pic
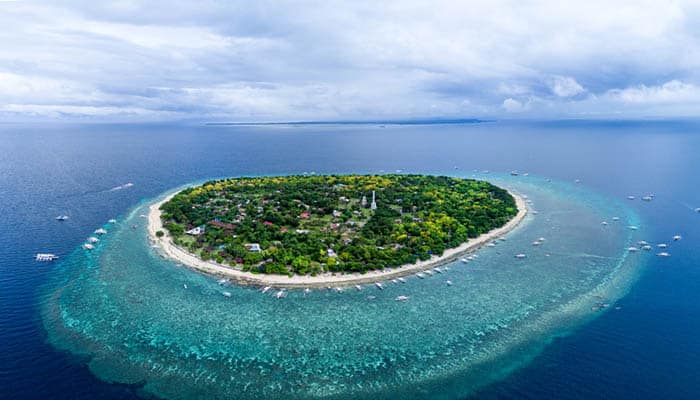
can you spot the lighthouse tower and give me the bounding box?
[370,190,377,210]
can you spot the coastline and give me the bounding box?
[147,187,528,288]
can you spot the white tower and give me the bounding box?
[370,190,377,210]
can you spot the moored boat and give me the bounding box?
[35,253,58,261]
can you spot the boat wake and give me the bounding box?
[108,182,134,192]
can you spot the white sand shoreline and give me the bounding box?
[147,186,528,288]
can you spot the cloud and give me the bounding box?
[548,76,585,98]
[1,1,700,120]
[502,98,525,112]
[605,80,700,104]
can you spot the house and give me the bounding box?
[299,212,310,219]
[186,226,205,236]
[263,221,273,226]
[326,248,337,258]
[208,220,237,230]
[245,243,262,252]
[332,210,342,218]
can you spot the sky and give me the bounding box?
[1,1,700,121]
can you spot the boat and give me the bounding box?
[510,171,519,176]
[486,242,496,247]
[391,279,399,284]
[183,284,188,289]
[696,208,700,213]
[642,196,653,202]
[395,295,410,302]
[222,291,232,297]
[87,237,99,243]
[108,219,117,224]
[304,288,311,296]
[94,228,107,235]
[601,221,608,226]
[638,240,649,246]
[424,270,434,276]
[514,253,526,259]
[261,286,272,294]
[446,280,453,286]
[334,287,343,293]
[656,252,670,257]
[657,243,668,248]
[82,243,95,250]
[642,245,652,251]
[627,247,639,252]
[397,277,406,283]
[627,226,639,231]
[627,196,635,200]
[532,241,541,246]
[499,237,507,241]
[355,285,362,291]
[433,268,442,273]
[460,258,469,263]
[612,216,620,221]
[55,215,69,221]
[375,282,384,290]
[35,253,58,261]
[416,273,425,279]
[274,290,286,299]
[673,235,682,241]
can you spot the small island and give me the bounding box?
[150,174,526,287]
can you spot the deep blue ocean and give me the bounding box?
[1,120,699,399]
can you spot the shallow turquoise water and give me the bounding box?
[42,176,646,399]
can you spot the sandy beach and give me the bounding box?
[148,187,528,288]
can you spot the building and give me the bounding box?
[208,220,236,230]
[186,226,205,235]
[245,243,262,252]
[370,190,377,210]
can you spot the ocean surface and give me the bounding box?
[1,120,699,399]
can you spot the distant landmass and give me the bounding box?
[205,118,487,126]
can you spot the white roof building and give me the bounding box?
[186,226,205,235]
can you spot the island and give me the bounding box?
[149,174,527,287]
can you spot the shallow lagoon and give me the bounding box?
[43,176,646,399]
